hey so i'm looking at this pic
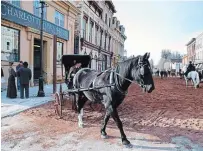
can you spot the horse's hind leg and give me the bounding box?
[76,93,87,128]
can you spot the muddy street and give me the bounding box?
[1,77,203,151]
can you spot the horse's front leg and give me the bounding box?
[185,77,188,87]
[193,79,197,89]
[191,79,195,88]
[76,93,87,128]
[111,108,130,145]
[101,112,110,138]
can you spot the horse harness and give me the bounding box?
[91,57,149,96]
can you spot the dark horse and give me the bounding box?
[160,70,168,79]
[73,53,155,146]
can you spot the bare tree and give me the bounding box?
[170,51,182,60]
[161,49,171,59]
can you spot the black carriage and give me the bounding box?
[54,55,92,118]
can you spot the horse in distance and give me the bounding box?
[182,65,200,89]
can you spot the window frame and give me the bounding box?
[95,25,99,45]
[89,21,94,43]
[56,41,63,63]
[109,18,111,27]
[105,13,107,24]
[55,10,65,28]
[82,16,88,40]
[1,25,20,62]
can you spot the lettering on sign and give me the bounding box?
[1,1,69,40]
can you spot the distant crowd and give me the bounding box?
[1,61,32,99]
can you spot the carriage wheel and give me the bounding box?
[54,92,62,118]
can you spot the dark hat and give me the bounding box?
[19,61,23,63]
[23,61,28,67]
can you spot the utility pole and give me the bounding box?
[53,35,57,93]
[37,0,46,97]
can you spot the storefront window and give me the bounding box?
[1,26,20,62]
[56,42,63,63]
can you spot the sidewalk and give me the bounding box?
[1,83,67,118]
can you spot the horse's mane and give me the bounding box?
[116,56,141,80]
[118,56,141,69]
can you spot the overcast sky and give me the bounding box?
[113,0,203,65]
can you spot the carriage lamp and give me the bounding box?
[37,0,46,97]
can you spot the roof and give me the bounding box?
[186,38,196,46]
[61,55,91,69]
[105,1,116,13]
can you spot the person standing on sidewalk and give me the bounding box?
[16,61,23,91]
[1,67,5,92]
[7,62,17,98]
[17,62,32,99]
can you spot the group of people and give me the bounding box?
[5,61,32,99]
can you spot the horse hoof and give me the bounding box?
[124,143,133,148]
[78,123,84,128]
[101,134,108,139]
[122,139,131,145]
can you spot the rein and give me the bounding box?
[112,61,146,95]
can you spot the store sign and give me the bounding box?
[1,1,69,40]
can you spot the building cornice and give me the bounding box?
[54,1,81,16]
[186,38,196,46]
[105,1,116,13]
[82,39,111,55]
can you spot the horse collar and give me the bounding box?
[114,66,128,95]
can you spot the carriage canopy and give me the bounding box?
[61,55,91,69]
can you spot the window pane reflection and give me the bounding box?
[1,26,20,62]
[57,42,63,62]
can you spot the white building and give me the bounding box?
[73,1,127,71]
[195,32,203,64]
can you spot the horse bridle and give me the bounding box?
[137,58,151,88]
[114,57,150,95]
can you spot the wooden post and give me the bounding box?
[53,35,57,93]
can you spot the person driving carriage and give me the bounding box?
[185,61,195,76]
[67,61,82,89]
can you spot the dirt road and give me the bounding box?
[1,77,203,151]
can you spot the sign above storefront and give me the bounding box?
[1,1,69,40]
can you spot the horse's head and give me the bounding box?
[132,52,155,93]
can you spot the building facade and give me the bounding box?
[195,32,203,64]
[1,0,79,86]
[73,1,126,71]
[186,38,196,63]
[182,54,188,66]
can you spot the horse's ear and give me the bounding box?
[143,52,150,60]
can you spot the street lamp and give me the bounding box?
[37,0,45,97]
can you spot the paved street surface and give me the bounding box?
[1,78,203,150]
[1,83,67,118]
